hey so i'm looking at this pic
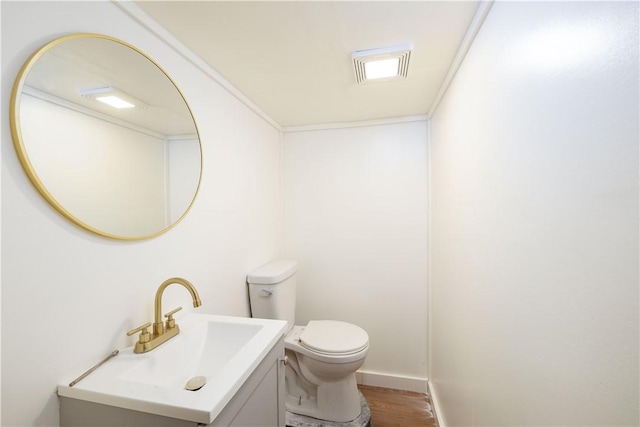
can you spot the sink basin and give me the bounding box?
[121,319,263,388]
[58,314,288,424]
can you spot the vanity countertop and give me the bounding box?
[58,314,287,424]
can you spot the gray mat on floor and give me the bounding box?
[286,391,371,427]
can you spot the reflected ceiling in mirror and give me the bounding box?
[11,34,202,240]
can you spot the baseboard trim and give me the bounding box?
[428,380,447,427]
[356,370,428,394]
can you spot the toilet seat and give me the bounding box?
[300,320,369,356]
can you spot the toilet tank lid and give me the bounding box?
[247,260,298,285]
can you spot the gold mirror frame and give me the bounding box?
[10,33,202,240]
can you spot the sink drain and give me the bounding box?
[185,376,207,391]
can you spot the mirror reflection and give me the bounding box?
[11,34,202,239]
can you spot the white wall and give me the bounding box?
[1,2,282,426]
[429,2,639,426]
[283,120,429,388]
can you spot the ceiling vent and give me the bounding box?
[352,43,412,84]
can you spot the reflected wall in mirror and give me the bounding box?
[10,33,202,240]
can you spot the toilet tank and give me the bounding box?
[247,260,297,331]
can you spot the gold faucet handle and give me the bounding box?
[127,322,152,344]
[164,306,182,330]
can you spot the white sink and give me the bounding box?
[58,314,288,424]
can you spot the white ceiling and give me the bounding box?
[134,1,481,127]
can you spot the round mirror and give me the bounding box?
[10,34,202,240]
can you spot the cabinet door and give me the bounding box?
[228,362,279,427]
[206,340,285,427]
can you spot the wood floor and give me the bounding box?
[358,385,439,427]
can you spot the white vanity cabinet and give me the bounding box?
[60,338,285,427]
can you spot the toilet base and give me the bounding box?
[285,391,371,427]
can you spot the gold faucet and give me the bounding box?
[127,277,202,354]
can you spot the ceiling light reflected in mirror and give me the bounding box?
[79,86,147,110]
[96,96,135,109]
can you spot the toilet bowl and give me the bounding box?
[284,322,368,422]
[247,260,369,423]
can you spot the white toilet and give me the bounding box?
[247,260,369,423]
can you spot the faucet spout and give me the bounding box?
[153,277,202,336]
[127,277,203,353]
